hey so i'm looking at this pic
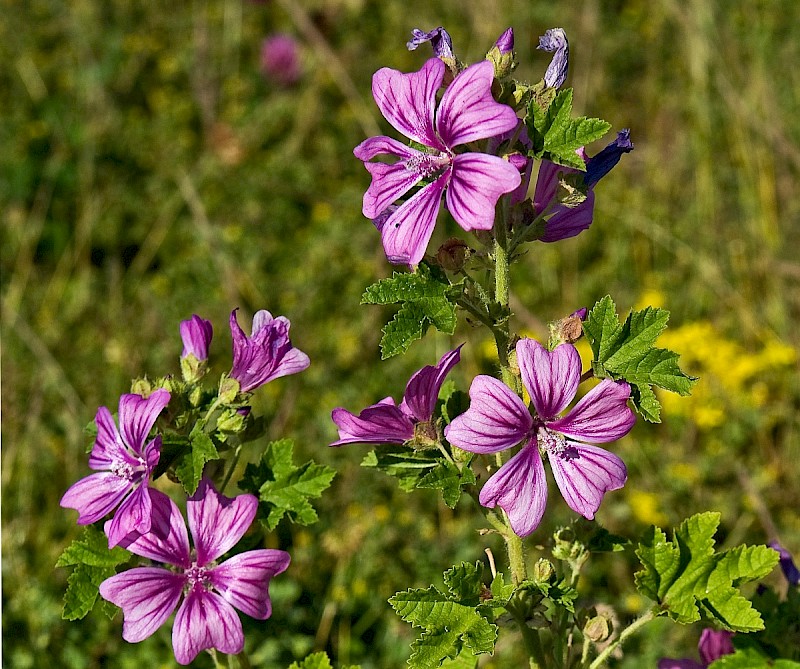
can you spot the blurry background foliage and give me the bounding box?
[2,0,799,666]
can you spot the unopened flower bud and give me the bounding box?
[533,558,556,583]
[410,420,440,450]
[180,314,213,383]
[436,238,470,271]
[584,615,612,642]
[216,407,247,433]
[131,378,153,396]
[486,27,516,78]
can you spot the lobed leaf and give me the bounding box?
[416,461,476,509]
[175,425,219,495]
[361,446,440,491]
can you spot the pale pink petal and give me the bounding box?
[548,442,627,519]
[112,491,191,568]
[479,442,548,537]
[516,339,581,420]
[402,346,462,423]
[372,59,445,150]
[210,549,290,619]
[353,135,418,162]
[444,375,532,454]
[436,60,519,147]
[268,346,311,381]
[60,471,132,525]
[330,400,415,446]
[359,159,423,219]
[548,379,635,443]
[88,406,125,469]
[188,478,258,565]
[446,153,521,231]
[380,171,448,266]
[118,389,170,454]
[99,567,185,643]
[172,590,244,665]
[540,193,596,243]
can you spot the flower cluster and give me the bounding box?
[61,308,306,663]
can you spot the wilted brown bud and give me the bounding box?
[436,238,471,271]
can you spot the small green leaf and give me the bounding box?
[709,648,800,668]
[241,440,335,531]
[417,461,476,509]
[287,652,360,669]
[56,526,131,568]
[63,564,117,621]
[544,117,611,160]
[361,446,440,491]
[380,302,429,359]
[443,562,485,604]
[175,425,219,495]
[587,526,630,553]
[635,512,779,631]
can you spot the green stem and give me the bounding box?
[219,444,242,493]
[586,610,656,669]
[508,601,548,669]
[237,650,253,669]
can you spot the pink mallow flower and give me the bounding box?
[658,629,735,669]
[260,34,302,87]
[354,57,521,266]
[60,390,172,548]
[229,309,310,393]
[445,339,635,537]
[180,314,213,361]
[99,478,290,666]
[330,346,461,446]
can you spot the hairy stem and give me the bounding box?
[586,610,656,669]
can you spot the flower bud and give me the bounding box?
[584,615,612,642]
[549,308,587,347]
[218,376,240,404]
[180,315,213,383]
[533,558,556,583]
[436,238,470,271]
[486,27,516,78]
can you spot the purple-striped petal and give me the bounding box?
[540,193,596,243]
[88,406,126,469]
[532,159,580,216]
[359,159,424,220]
[180,315,213,361]
[210,549,291,619]
[99,567,185,643]
[479,442,548,537]
[330,398,415,446]
[117,389,171,454]
[105,482,154,548]
[436,60,519,147]
[402,346,462,423]
[172,590,244,665]
[444,375,532,454]
[354,135,419,162]
[517,339,581,420]
[548,379,635,443]
[446,153,521,231]
[380,171,448,266]
[60,471,132,525]
[188,478,258,565]
[548,442,626,519]
[112,491,191,568]
[372,59,445,150]
[698,629,735,665]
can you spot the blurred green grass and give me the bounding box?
[2,0,800,666]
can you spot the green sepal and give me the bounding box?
[240,439,335,531]
[56,526,131,621]
[635,512,779,631]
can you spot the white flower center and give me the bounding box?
[405,151,451,179]
[538,427,567,457]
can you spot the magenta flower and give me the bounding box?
[260,34,302,87]
[60,389,172,547]
[180,315,213,361]
[445,339,634,537]
[99,478,290,665]
[331,346,461,446]
[658,629,735,669]
[354,58,521,266]
[533,130,634,242]
[229,309,310,393]
[538,28,569,89]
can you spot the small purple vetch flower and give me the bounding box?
[260,34,302,87]
[658,628,735,669]
[331,346,462,447]
[538,28,569,89]
[229,309,310,393]
[60,389,172,547]
[354,58,521,266]
[445,339,635,537]
[533,130,634,242]
[769,542,800,586]
[180,315,213,362]
[99,478,290,665]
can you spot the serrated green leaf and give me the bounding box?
[361,446,440,491]
[63,563,117,621]
[241,440,335,531]
[635,513,779,631]
[543,88,574,141]
[288,652,362,669]
[587,527,630,553]
[175,425,219,495]
[584,296,624,362]
[380,301,429,359]
[517,578,578,613]
[417,461,476,508]
[545,117,611,158]
[443,562,484,604]
[603,306,670,369]
[56,526,131,568]
[417,296,457,335]
[362,270,448,305]
[630,383,661,423]
[709,648,800,669]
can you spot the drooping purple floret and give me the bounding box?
[769,542,800,586]
[584,129,634,187]
[354,58,520,266]
[407,27,455,61]
[180,314,213,361]
[60,389,172,547]
[229,309,309,393]
[331,346,462,446]
[445,339,634,537]
[658,628,734,669]
[538,28,569,89]
[99,478,290,666]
